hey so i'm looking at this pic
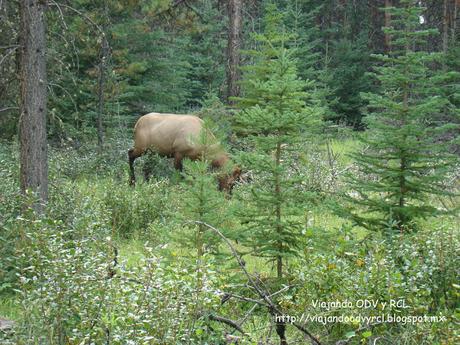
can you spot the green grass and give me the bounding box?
[0,295,20,321]
[117,239,148,267]
[325,136,362,166]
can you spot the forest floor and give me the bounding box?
[0,136,458,344]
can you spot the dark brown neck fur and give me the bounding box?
[211,153,229,169]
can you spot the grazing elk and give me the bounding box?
[128,113,241,192]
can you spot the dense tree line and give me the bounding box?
[1,0,457,139]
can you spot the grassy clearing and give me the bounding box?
[0,296,20,321]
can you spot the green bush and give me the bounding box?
[290,225,459,344]
[48,138,131,181]
[0,142,22,294]
[5,208,221,345]
[101,178,179,239]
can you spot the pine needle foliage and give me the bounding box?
[234,3,321,279]
[176,121,229,260]
[341,0,459,233]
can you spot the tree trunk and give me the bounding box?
[452,0,458,45]
[384,0,392,53]
[442,0,449,53]
[19,0,48,212]
[97,34,108,150]
[226,0,242,104]
[275,142,282,279]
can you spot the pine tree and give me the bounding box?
[342,0,458,233]
[19,0,48,211]
[284,0,337,123]
[176,121,229,260]
[234,3,321,279]
[187,0,227,107]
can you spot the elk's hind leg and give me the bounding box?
[128,148,143,186]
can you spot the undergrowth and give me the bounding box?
[0,139,458,344]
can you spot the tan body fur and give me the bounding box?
[128,113,240,191]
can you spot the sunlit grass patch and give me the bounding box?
[117,239,148,267]
[0,295,20,321]
[326,136,363,166]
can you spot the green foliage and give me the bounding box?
[1,0,230,141]
[340,1,459,232]
[283,0,338,122]
[173,121,234,261]
[0,131,458,345]
[235,3,321,279]
[291,224,459,344]
[197,92,233,137]
[0,144,22,294]
[102,179,176,240]
[327,37,375,127]
[275,0,376,127]
[5,209,220,344]
[283,0,323,79]
[2,1,459,344]
[186,0,227,108]
[0,3,19,140]
[0,141,225,344]
[177,159,227,259]
[112,20,192,115]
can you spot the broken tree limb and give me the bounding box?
[192,221,323,345]
[208,314,246,335]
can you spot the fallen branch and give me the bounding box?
[208,314,246,335]
[192,221,323,345]
[0,106,19,113]
[0,45,19,50]
[238,303,258,328]
[220,291,269,306]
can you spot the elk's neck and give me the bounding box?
[211,152,229,169]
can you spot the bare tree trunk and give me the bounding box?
[275,142,282,280]
[226,0,242,104]
[452,0,458,45]
[369,0,391,53]
[442,0,449,53]
[384,0,392,53]
[19,0,48,212]
[97,34,108,150]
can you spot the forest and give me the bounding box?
[0,0,459,344]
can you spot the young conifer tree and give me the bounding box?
[342,0,458,233]
[177,121,229,260]
[234,3,320,279]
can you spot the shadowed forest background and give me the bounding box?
[0,0,459,344]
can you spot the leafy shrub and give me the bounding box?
[0,142,22,294]
[48,138,131,181]
[101,178,180,239]
[291,224,459,344]
[4,206,221,345]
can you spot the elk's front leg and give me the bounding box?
[174,152,184,171]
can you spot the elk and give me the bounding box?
[128,113,241,192]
